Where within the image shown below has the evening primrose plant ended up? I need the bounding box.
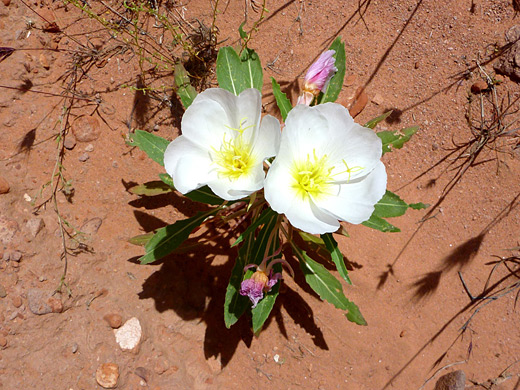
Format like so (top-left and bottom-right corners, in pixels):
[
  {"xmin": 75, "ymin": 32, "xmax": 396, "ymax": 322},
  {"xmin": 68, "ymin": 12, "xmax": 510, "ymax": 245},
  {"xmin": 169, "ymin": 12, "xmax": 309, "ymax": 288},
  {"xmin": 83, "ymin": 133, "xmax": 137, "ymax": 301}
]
[{"xmin": 127, "ymin": 37, "xmax": 427, "ymax": 332}]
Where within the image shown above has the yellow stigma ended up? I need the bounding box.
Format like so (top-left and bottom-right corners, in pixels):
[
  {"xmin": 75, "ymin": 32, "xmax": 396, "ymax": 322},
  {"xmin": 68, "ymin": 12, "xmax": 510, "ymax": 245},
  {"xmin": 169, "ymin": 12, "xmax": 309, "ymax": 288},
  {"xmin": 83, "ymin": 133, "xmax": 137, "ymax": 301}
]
[
  {"xmin": 291, "ymin": 150, "xmax": 334, "ymax": 200},
  {"xmin": 291, "ymin": 151, "xmax": 365, "ymax": 200},
  {"xmin": 213, "ymin": 119, "xmax": 254, "ymax": 181}
]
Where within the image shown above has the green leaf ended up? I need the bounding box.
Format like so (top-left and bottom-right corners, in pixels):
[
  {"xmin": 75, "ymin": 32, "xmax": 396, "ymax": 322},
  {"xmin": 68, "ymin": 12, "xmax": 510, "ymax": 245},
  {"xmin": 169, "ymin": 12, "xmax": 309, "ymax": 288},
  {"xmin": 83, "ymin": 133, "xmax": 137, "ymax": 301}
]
[
  {"xmin": 139, "ymin": 209, "xmax": 217, "ymax": 264},
  {"xmin": 319, "ymin": 37, "xmax": 346, "ymax": 104},
  {"xmin": 174, "ymin": 63, "xmax": 197, "ymax": 108},
  {"xmin": 232, "ymin": 207, "xmax": 277, "ymax": 247},
  {"xmin": 238, "ymin": 22, "xmax": 248, "ymax": 40},
  {"xmin": 373, "ymin": 190, "xmax": 409, "ymax": 218},
  {"xmin": 377, "ymin": 126, "xmax": 418, "ymax": 155},
  {"xmin": 216, "ymin": 47, "xmax": 245, "ymax": 95},
  {"xmin": 127, "ymin": 130, "xmax": 170, "ymax": 166},
  {"xmin": 271, "ymin": 77, "xmax": 292, "ymax": 121},
  {"xmin": 128, "ymin": 232, "xmax": 155, "ymax": 246},
  {"xmin": 158, "ymin": 173, "xmax": 174, "ymax": 188},
  {"xmin": 321, "ymin": 233, "xmax": 351, "ymax": 284},
  {"xmin": 362, "ymin": 214, "xmax": 401, "ymax": 233},
  {"xmin": 299, "ymin": 231, "xmax": 325, "ymax": 246},
  {"xmin": 240, "ymin": 48, "xmax": 263, "ymax": 91},
  {"xmin": 364, "ymin": 111, "xmax": 393, "ymax": 129},
  {"xmin": 409, "ymin": 202, "xmax": 429, "ymax": 210},
  {"xmin": 297, "ymin": 249, "xmax": 366, "ymax": 325},
  {"xmin": 128, "ymin": 181, "xmax": 173, "ymax": 196}
]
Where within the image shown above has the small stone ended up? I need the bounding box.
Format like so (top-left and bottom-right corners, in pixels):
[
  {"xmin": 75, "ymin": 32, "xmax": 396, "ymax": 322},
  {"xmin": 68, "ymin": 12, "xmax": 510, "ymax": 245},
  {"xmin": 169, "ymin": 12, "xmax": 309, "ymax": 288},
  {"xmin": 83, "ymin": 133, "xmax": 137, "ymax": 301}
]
[
  {"xmin": 154, "ymin": 359, "xmax": 169, "ymax": 375},
  {"xmin": 81, "ymin": 217, "xmax": 102, "ymax": 235},
  {"xmin": 0, "ymin": 177, "xmax": 9, "ymax": 194},
  {"xmin": 0, "ymin": 216, "xmax": 19, "ymax": 245},
  {"xmin": 72, "ymin": 116, "xmax": 101, "ymax": 142},
  {"xmin": 10, "ymin": 251, "xmax": 21, "ymax": 262},
  {"xmin": 85, "ymin": 143, "xmax": 94, "ymax": 152},
  {"xmin": 11, "ymin": 295, "xmax": 22, "ymax": 308},
  {"xmin": 96, "ymin": 363, "xmax": 119, "ymax": 389},
  {"xmin": 90, "ymin": 37, "xmax": 104, "ymax": 50},
  {"xmin": 434, "ymin": 370, "xmax": 466, "ymax": 390},
  {"xmin": 471, "ymin": 80, "xmax": 488, "ymax": 94},
  {"xmin": 114, "ymin": 317, "xmax": 142, "ymax": 351},
  {"xmin": 71, "ymin": 342, "xmax": 78, "ymax": 353},
  {"xmin": 0, "ymin": 284, "xmax": 6, "ymax": 298},
  {"xmin": 0, "ymin": 335, "xmax": 7, "ymax": 348},
  {"xmin": 78, "ymin": 153, "xmax": 89, "ymax": 162},
  {"xmin": 103, "ymin": 313, "xmax": 122, "ymax": 329},
  {"xmin": 1, "ymin": 0, "xmax": 11, "ymax": 6},
  {"xmin": 63, "ymin": 135, "xmax": 76, "ymax": 150},
  {"xmin": 371, "ymin": 93, "xmax": 384, "ymax": 105},
  {"xmin": 27, "ymin": 289, "xmax": 62, "ymax": 315},
  {"xmin": 134, "ymin": 367, "xmax": 150, "ymax": 382},
  {"xmin": 39, "ymin": 53, "xmax": 50, "ymax": 69},
  {"xmin": 26, "ymin": 218, "xmax": 45, "ymax": 238}
]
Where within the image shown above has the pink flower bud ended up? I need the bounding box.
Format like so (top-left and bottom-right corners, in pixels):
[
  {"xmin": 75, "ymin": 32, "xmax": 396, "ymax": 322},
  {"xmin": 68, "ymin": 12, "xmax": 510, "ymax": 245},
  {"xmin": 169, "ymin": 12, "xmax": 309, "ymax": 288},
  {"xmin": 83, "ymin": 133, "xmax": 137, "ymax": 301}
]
[{"xmin": 303, "ymin": 50, "xmax": 337, "ymax": 95}]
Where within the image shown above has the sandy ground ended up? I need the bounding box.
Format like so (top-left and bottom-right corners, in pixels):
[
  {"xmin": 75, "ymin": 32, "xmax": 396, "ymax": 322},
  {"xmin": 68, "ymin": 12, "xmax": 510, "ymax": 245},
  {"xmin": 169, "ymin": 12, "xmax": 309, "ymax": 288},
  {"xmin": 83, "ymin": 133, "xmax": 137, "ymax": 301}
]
[{"xmin": 1, "ymin": 0, "xmax": 520, "ymax": 389}]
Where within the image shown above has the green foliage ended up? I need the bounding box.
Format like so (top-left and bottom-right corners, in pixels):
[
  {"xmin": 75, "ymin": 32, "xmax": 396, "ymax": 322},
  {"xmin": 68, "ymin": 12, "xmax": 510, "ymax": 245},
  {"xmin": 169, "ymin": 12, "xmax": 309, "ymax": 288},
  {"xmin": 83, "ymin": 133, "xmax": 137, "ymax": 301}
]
[
  {"xmin": 216, "ymin": 46, "xmax": 263, "ymax": 95},
  {"xmin": 158, "ymin": 173, "xmax": 225, "ymax": 206},
  {"xmin": 271, "ymin": 77, "xmax": 292, "ymax": 121},
  {"xmin": 128, "ymin": 181, "xmax": 172, "ymax": 196},
  {"xmin": 232, "ymin": 208, "xmax": 277, "ymax": 247},
  {"xmin": 127, "ymin": 130, "xmax": 170, "ymax": 166},
  {"xmin": 319, "ymin": 37, "xmax": 346, "ymax": 104},
  {"xmin": 322, "ymin": 233, "xmax": 351, "ymax": 284},
  {"xmin": 364, "ymin": 111, "xmax": 393, "ymax": 129},
  {"xmin": 296, "ymin": 247, "xmax": 366, "ymax": 325},
  {"xmin": 378, "ymin": 126, "xmax": 419, "ymax": 155},
  {"xmin": 127, "ymin": 232, "xmax": 154, "ymax": 246},
  {"xmin": 174, "ymin": 63, "xmax": 197, "ymax": 109},
  {"xmin": 139, "ymin": 209, "xmax": 218, "ymax": 264},
  {"xmin": 362, "ymin": 190, "xmax": 429, "ymax": 232}
]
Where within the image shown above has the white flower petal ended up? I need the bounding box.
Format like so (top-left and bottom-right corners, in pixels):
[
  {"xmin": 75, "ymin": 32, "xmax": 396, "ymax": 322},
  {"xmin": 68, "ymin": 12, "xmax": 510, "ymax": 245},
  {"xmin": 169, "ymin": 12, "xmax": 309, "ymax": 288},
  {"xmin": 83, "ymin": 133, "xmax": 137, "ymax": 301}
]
[
  {"xmin": 251, "ymin": 114, "xmax": 281, "ymax": 160},
  {"xmin": 208, "ymin": 163, "xmax": 264, "ymax": 201},
  {"xmin": 315, "ymin": 161, "xmax": 387, "ymax": 224},
  {"xmin": 163, "ymin": 136, "xmax": 215, "ymax": 194}
]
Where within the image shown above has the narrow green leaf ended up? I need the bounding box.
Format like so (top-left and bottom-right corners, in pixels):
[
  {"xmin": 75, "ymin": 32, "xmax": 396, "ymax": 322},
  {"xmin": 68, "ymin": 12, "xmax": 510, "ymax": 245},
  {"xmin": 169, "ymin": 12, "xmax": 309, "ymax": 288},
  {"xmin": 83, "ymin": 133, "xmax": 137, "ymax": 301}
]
[
  {"xmin": 271, "ymin": 77, "xmax": 292, "ymax": 121},
  {"xmin": 364, "ymin": 111, "xmax": 393, "ymax": 129},
  {"xmin": 238, "ymin": 22, "xmax": 248, "ymax": 40},
  {"xmin": 128, "ymin": 232, "xmax": 155, "ymax": 246},
  {"xmin": 319, "ymin": 37, "xmax": 346, "ymax": 104},
  {"xmin": 373, "ymin": 190, "xmax": 409, "ymax": 218},
  {"xmin": 321, "ymin": 233, "xmax": 351, "ymax": 284},
  {"xmin": 299, "ymin": 231, "xmax": 325, "ymax": 246},
  {"xmin": 127, "ymin": 130, "xmax": 170, "ymax": 166},
  {"xmin": 377, "ymin": 126, "xmax": 418, "ymax": 155},
  {"xmin": 409, "ymin": 202, "xmax": 429, "ymax": 210},
  {"xmin": 216, "ymin": 47, "xmax": 244, "ymax": 95},
  {"xmin": 128, "ymin": 181, "xmax": 173, "ymax": 196},
  {"xmin": 185, "ymin": 186, "xmax": 225, "ymax": 206},
  {"xmin": 158, "ymin": 173, "xmax": 174, "ymax": 188},
  {"xmin": 297, "ymin": 249, "xmax": 366, "ymax": 325},
  {"xmin": 232, "ymin": 207, "xmax": 277, "ymax": 247},
  {"xmin": 174, "ymin": 63, "xmax": 197, "ymax": 108},
  {"xmin": 240, "ymin": 48, "xmax": 263, "ymax": 91},
  {"xmin": 139, "ymin": 209, "xmax": 217, "ymax": 264},
  {"xmin": 361, "ymin": 214, "xmax": 401, "ymax": 233}
]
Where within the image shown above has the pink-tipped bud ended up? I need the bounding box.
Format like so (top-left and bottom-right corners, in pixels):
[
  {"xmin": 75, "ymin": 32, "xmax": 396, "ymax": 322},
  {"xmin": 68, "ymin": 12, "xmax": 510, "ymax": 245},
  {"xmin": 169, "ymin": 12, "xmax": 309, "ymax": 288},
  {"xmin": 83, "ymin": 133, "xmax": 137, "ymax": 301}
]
[{"xmin": 303, "ymin": 50, "xmax": 337, "ymax": 94}]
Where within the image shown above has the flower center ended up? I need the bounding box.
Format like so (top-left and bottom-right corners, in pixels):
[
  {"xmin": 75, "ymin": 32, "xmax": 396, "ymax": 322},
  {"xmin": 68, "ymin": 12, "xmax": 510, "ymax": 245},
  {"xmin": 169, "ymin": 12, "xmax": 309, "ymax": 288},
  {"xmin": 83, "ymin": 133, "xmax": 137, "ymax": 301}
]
[
  {"xmin": 291, "ymin": 150, "xmax": 334, "ymax": 200},
  {"xmin": 213, "ymin": 119, "xmax": 255, "ymax": 181}
]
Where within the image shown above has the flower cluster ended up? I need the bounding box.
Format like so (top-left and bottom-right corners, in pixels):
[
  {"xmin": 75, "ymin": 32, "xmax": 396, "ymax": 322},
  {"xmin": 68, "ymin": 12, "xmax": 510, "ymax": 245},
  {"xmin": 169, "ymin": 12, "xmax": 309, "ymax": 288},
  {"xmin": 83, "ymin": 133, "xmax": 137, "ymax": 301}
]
[{"xmin": 163, "ymin": 52, "xmax": 387, "ymax": 307}]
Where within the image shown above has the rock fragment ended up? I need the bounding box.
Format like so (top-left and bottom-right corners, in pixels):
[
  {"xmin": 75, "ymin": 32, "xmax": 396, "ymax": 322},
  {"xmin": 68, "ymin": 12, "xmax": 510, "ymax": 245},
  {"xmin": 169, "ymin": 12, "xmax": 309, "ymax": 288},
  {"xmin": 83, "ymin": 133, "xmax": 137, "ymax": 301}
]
[
  {"xmin": 494, "ymin": 25, "xmax": 520, "ymax": 81},
  {"xmin": 0, "ymin": 284, "xmax": 6, "ymax": 298},
  {"xmin": 63, "ymin": 134, "xmax": 76, "ymax": 150},
  {"xmin": 27, "ymin": 289, "xmax": 62, "ymax": 315},
  {"xmin": 0, "ymin": 177, "xmax": 9, "ymax": 194},
  {"xmin": 0, "ymin": 335, "xmax": 7, "ymax": 348},
  {"xmin": 349, "ymin": 87, "xmax": 368, "ymax": 118},
  {"xmin": 1, "ymin": 0, "xmax": 12, "ymax": 6},
  {"xmin": 103, "ymin": 313, "xmax": 122, "ymax": 329},
  {"xmin": 26, "ymin": 218, "xmax": 45, "ymax": 238},
  {"xmin": 434, "ymin": 370, "xmax": 466, "ymax": 390},
  {"xmin": 0, "ymin": 216, "xmax": 19, "ymax": 245},
  {"xmin": 96, "ymin": 363, "xmax": 119, "ymax": 389},
  {"xmin": 81, "ymin": 217, "xmax": 102, "ymax": 235},
  {"xmin": 11, "ymin": 295, "xmax": 22, "ymax": 308},
  {"xmin": 470, "ymin": 80, "xmax": 488, "ymax": 94},
  {"xmin": 72, "ymin": 116, "xmax": 101, "ymax": 142},
  {"xmin": 114, "ymin": 317, "xmax": 142, "ymax": 351}
]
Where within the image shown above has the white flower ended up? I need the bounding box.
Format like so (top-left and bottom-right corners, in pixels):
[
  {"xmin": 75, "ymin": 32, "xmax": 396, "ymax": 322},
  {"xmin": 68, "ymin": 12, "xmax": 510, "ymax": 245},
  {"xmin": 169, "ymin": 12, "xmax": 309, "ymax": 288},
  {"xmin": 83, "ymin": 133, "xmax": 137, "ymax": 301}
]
[
  {"xmin": 164, "ymin": 88, "xmax": 281, "ymax": 201},
  {"xmin": 264, "ymin": 103, "xmax": 387, "ymax": 234}
]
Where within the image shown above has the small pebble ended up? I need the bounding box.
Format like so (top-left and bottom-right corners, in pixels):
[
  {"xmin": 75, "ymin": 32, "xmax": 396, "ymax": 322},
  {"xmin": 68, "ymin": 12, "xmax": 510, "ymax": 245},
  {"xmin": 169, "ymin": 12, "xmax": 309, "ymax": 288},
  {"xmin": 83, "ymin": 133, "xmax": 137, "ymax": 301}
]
[
  {"xmin": 85, "ymin": 143, "xmax": 94, "ymax": 152},
  {"xmin": 0, "ymin": 335, "xmax": 7, "ymax": 348},
  {"xmin": 471, "ymin": 80, "xmax": 488, "ymax": 94},
  {"xmin": 103, "ymin": 313, "xmax": 122, "ymax": 329},
  {"xmin": 96, "ymin": 363, "xmax": 119, "ymax": 389},
  {"xmin": 71, "ymin": 342, "xmax": 78, "ymax": 353},
  {"xmin": 434, "ymin": 370, "xmax": 466, "ymax": 390},
  {"xmin": 1, "ymin": 0, "xmax": 11, "ymax": 6},
  {"xmin": 11, "ymin": 295, "xmax": 22, "ymax": 308},
  {"xmin": 78, "ymin": 153, "xmax": 89, "ymax": 162},
  {"xmin": 10, "ymin": 251, "xmax": 22, "ymax": 262},
  {"xmin": 0, "ymin": 284, "xmax": 6, "ymax": 298},
  {"xmin": 63, "ymin": 135, "xmax": 76, "ymax": 150},
  {"xmin": 115, "ymin": 317, "xmax": 142, "ymax": 351},
  {"xmin": 26, "ymin": 218, "xmax": 45, "ymax": 238},
  {"xmin": 81, "ymin": 217, "xmax": 102, "ymax": 235},
  {"xmin": 39, "ymin": 53, "xmax": 50, "ymax": 69},
  {"xmin": 134, "ymin": 367, "xmax": 150, "ymax": 382},
  {"xmin": 0, "ymin": 177, "xmax": 9, "ymax": 194},
  {"xmin": 72, "ymin": 116, "xmax": 101, "ymax": 142}
]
